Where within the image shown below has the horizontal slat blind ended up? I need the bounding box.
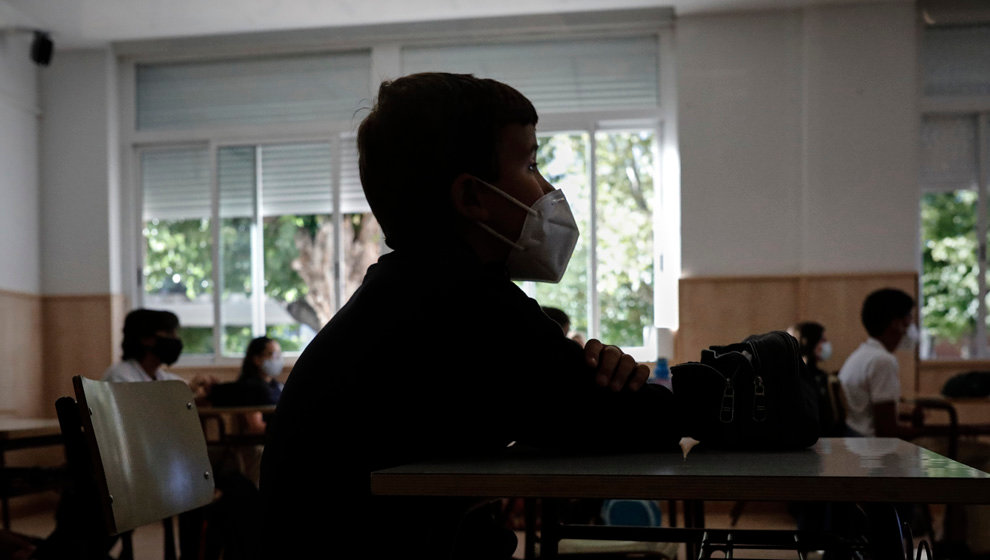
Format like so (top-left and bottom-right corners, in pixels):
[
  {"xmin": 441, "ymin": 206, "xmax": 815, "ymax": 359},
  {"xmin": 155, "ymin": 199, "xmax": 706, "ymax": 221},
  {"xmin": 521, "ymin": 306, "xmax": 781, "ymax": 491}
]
[
  {"xmin": 219, "ymin": 146, "xmax": 255, "ymax": 218},
  {"xmin": 260, "ymin": 143, "xmax": 333, "ymax": 216},
  {"xmin": 401, "ymin": 36, "xmax": 660, "ymax": 113},
  {"xmin": 142, "ymin": 146, "xmax": 211, "ymax": 221},
  {"xmin": 923, "ymin": 27, "xmax": 990, "ymax": 98},
  {"xmin": 338, "ymin": 133, "xmax": 368, "ymax": 214},
  {"xmin": 136, "ymin": 51, "xmax": 372, "ymax": 130},
  {"xmin": 920, "ymin": 115, "xmax": 979, "ymax": 193}
]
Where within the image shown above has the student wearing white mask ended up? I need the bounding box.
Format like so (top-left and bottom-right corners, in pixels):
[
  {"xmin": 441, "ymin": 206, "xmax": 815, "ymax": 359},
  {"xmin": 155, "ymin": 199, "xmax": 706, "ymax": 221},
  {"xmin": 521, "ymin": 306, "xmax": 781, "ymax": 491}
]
[
  {"xmin": 233, "ymin": 336, "xmax": 284, "ymax": 431},
  {"xmin": 260, "ymin": 72, "xmax": 685, "ymax": 560},
  {"xmin": 838, "ymin": 288, "xmax": 919, "ymax": 438},
  {"xmin": 788, "ymin": 321, "xmax": 839, "ymax": 434}
]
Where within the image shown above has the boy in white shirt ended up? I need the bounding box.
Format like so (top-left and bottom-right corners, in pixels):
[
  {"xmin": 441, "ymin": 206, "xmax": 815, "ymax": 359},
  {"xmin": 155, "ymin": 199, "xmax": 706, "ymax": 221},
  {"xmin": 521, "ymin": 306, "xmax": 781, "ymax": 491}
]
[{"xmin": 838, "ymin": 288, "xmax": 918, "ymax": 437}]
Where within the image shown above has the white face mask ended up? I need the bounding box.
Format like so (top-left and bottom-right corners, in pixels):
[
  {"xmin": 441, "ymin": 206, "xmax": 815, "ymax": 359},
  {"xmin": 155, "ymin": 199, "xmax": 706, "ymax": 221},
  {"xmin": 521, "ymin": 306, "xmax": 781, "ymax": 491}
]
[
  {"xmin": 817, "ymin": 341, "xmax": 832, "ymax": 362},
  {"xmin": 473, "ymin": 178, "xmax": 579, "ymax": 283},
  {"xmin": 898, "ymin": 323, "xmax": 919, "ymax": 351},
  {"xmin": 262, "ymin": 357, "xmax": 284, "ymax": 378}
]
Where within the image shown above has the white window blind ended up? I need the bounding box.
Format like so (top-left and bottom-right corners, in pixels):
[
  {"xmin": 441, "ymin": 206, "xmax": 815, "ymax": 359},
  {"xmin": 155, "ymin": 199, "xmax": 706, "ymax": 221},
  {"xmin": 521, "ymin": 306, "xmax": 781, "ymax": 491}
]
[
  {"xmin": 923, "ymin": 27, "xmax": 990, "ymax": 98},
  {"xmin": 219, "ymin": 146, "xmax": 256, "ymax": 218},
  {"xmin": 920, "ymin": 115, "xmax": 980, "ymax": 193},
  {"xmin": 338, "ymin": 133, "xmax": 368, "ymax": 214},
  {"xmin": 142, "ymin": 146, "xmax": 211, "ymax": 221},
  {"xmin": 149, "ymin": 142, "xmax": 369, "ymax": 220},
  {"xmin": 136, "ymin": 51, "xmax": 373, "ymax": 130},
  {"xmin": 260, "ymin": 143, "xmax": 333, "ymax": 216},
  {"xmin": 401, "ymin": 36, "xmax": 660, "ymax": 113}
]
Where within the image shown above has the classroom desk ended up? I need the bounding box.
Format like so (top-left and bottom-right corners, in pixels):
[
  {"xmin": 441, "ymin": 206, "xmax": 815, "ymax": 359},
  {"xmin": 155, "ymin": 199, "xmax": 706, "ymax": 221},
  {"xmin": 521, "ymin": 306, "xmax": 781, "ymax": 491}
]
[
  {"xmin": 0, "ymin": 418, "xmax": 62, "ymax": 529},
  {"xmin": 371, "ymin": 438, "xmax": 990, "ymax": 559}
]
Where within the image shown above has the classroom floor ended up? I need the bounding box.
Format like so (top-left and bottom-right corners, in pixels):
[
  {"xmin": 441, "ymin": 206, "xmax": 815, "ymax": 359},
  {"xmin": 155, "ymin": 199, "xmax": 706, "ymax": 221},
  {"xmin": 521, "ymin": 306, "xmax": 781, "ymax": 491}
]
[{"xmin": 5, "ymin": 496, "xmax": 947, "ymax": 560}]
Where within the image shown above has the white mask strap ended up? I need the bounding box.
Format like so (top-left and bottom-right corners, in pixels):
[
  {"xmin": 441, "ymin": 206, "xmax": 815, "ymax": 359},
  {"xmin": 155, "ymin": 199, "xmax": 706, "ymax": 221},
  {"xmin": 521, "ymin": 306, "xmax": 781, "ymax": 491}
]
[
  {"xmin": 474, "ymin": 177, "xmax": 538, "ymax": 217},
  {"xmin": 476, "ymin": 221, "xmax": 525, "ymax": 251}
]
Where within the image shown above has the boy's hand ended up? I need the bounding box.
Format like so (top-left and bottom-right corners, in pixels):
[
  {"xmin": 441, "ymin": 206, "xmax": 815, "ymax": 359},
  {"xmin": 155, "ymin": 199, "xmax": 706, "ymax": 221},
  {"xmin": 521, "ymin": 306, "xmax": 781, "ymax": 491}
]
[{"xmin": 584, "ymin": 339, "xmax": 650, "ymax": 392}]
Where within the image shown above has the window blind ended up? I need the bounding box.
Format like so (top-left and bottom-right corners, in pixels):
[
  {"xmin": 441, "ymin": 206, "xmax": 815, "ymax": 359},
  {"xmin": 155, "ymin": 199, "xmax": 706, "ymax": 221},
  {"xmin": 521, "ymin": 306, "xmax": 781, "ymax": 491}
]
[
  {"xmin": 142, "ymin": 146, "xmax": 211, "ymax": 221},
  {"xmin": 920, "ymin": 115, "xmax": 980, "ymax": 193},
  {"xmin": 260, "ymin": 143, "xmax": 333, "ymax": 216},
  {"xmin": 218, "ymin": 146, "xmax": 256, "ymax": 218},
  {"xmin": 923, "ymin": 27, "xmax": 990, "ymax": 98},
  {"xmin": 401, "ymin": 36, "xmax": 660, "ymax": 113},
  {"xmin": 338, "ymin": 133, "xmax": 368, "ymax": 214},
  {"xmin": 136, "ymin": 51, "xmax": 372, "ymax": 130}
]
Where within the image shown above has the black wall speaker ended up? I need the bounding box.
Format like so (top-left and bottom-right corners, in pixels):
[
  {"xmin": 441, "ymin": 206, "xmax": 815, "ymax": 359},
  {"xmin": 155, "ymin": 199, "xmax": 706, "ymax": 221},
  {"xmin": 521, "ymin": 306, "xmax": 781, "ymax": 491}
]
[{"xmin": 31, "ymin": 31, "xmax": 53, "ymax": 66}]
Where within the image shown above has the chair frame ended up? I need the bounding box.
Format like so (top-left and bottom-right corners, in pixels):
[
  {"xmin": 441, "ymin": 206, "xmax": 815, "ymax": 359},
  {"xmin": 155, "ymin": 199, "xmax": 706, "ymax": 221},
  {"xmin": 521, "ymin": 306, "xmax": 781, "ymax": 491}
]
[{"xmin": 56, "ymin": 376, "xmax": 215, "ymax": 560}]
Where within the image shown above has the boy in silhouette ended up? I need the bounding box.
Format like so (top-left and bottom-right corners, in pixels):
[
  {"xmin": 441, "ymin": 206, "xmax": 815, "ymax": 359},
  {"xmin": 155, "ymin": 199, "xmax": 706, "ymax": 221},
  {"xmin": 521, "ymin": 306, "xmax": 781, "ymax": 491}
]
[{"xmin": 260, "ymin": 73, "xmax": 683, "ymax": 559}]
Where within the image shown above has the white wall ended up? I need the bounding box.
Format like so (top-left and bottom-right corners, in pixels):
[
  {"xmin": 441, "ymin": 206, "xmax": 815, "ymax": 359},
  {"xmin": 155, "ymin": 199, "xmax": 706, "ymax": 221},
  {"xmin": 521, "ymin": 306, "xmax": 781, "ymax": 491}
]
[
  {"xmin": 678, "ymin": 2, "xmax": 919, "ymax": 277},
  {"xmin": 39, "ymin": 48, "xmax": 120, "ymax": 295},
  {"xmin": 0, "ymin": 32, "xmax": 40, "ymax": 293},
  {"xmin": 27, "ymin": 3, "xmax": 921, "ymax": 297}
]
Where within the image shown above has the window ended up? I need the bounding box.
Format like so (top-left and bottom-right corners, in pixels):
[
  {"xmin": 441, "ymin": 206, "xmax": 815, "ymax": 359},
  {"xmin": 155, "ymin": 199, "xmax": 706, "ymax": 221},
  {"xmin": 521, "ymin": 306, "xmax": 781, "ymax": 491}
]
[
  {"xmin": 402, "ymin": 34, "xmax": 675, "ymax": 360},
  {"xmin": 141, "ymin": 140, "xmax": 381, "ymax": 358},
  {"xmin": 134, "ymin": 51, "xmax": 377, "ymax": 361},
  {"xmin": 920, "ymin": 26, "xmax": 990, "ymax": 359},
  {"xmin": 129, "ymin": 22, "xmax": 677, "ymax": 363},
  {"xmin": 529, "ymin": 129, "xmax": 660, "ymax": 354}
]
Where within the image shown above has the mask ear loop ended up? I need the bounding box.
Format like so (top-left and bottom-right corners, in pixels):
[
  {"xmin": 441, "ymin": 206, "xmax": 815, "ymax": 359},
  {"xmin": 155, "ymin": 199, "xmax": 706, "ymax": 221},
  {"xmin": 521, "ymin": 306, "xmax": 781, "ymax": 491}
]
[{"xmin": 472, "ymin": 177, "xmax": 538, "ymax": 251}]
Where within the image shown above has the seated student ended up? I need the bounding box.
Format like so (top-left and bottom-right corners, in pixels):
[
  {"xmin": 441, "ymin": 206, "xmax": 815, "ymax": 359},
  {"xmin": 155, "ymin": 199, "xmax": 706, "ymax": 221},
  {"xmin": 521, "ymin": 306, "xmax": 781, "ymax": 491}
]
[
  {"xmin": 838, "ymin": 288, "xmax": 919, "ymax": 438},
  {"xmin": 210, "ymin": 336, "xmax": 285, "ymax": 434},
  {"xmin": 789, "ymin": 321, "xmax": 842, "ymax": 436},
  {"xmin": 259, "ymin": 73, "xmax": 684, "ymax": 560},
  {"xmin": 102, "ymin": 308, "xmax": 185, "ymax": 382}
]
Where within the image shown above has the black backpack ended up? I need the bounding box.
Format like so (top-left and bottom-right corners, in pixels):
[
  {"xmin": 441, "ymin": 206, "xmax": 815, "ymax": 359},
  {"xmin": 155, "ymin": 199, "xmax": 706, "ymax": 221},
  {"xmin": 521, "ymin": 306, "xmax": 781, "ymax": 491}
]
[{"xmin": 671, "ymin": 330, "xmax": 820, "ymax": 449}]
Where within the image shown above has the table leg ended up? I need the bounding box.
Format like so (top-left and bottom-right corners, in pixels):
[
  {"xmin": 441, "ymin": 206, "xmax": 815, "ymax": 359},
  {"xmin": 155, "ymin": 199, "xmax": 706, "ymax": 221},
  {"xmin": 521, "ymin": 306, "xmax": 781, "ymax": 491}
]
[
  {"xmin": 541, "ymin": 499, "xmax": 560, "ymax": 560},
  {"xmin": 862, "ymin": 504, "xmax": 911, "ymax": 560},
  {"xmin": 683, "ymin": 500, "xmax": 705, "ymax": 560},
  {"xmin": 525, "ymin": 499, "xmax": 537, "ymax": 560},
  {"xmin": 1, "ymin": 449, "xmax": 8, "ymax": 529}
]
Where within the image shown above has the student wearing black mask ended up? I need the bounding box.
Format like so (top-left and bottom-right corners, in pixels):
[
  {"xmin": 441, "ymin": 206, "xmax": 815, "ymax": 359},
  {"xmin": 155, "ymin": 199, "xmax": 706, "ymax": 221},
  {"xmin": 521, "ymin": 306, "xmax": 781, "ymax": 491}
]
[{"xmin": 102, "ymin": 308, "xmax": 185, "ymax": 382}]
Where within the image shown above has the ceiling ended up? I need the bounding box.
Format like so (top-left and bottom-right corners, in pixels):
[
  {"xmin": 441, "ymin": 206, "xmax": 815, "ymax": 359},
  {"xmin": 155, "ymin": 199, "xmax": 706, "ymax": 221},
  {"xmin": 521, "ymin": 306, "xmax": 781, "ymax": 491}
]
[{"xmin": 1, "ymin": 0, "xmax": 917, "ymax": 50}]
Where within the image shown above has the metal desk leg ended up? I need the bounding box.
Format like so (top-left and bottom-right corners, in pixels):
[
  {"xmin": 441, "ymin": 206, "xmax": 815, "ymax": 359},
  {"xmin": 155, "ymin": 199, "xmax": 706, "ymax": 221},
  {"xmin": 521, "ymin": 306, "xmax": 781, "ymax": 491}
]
[
  {"xmin": 525, "ymin": 499, "xmax": 537, "ymax": 560},
  {"xmin": 1, "ymin": 449, "xmax": 9, "ymax": 529},
  {"xmin": 541, "ymin": 499, "xmax": 560, "ymax": 560},
  {"xmin": 684, "ymin": 500, "xmax": 705, "ymax": 560},
  {"xmin": 863, "ymin": 504, "xmax": 911, "ymax": 560}
]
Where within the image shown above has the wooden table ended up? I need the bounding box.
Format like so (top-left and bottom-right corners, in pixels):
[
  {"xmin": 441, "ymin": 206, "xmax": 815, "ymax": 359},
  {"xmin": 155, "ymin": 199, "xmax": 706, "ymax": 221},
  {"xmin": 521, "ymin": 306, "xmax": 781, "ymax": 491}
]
[
  {"xmin": 0, "ymin": 418, "xmax": 62, "ymax": 529},
  {"xmin": 372, "ymin": 438, "xmax": 990, "ymax": 559}
]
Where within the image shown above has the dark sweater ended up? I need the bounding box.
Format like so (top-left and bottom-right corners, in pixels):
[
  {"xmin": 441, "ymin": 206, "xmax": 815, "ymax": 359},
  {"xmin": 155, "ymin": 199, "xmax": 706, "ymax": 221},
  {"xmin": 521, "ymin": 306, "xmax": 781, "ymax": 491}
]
[{"xmin": 259, "ymin": 244, "xmax": 682, "ymax": 559}]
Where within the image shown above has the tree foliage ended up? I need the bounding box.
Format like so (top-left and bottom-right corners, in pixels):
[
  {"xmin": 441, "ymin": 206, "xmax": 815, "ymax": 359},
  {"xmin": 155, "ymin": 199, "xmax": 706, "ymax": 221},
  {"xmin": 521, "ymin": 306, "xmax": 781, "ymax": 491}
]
[
  {"xmin": 921, "ymin": 190, "xmax": 979, "ymax": 350},
  {"xmin": 530, "ymin": 131, "xmax": 656, "ymax": 349}
]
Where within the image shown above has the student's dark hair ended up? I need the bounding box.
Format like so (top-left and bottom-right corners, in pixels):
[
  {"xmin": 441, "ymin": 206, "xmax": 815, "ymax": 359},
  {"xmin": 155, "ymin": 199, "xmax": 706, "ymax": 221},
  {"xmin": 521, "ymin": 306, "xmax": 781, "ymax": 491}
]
[
  {"xmin": 542, "ymin": 307, "xmax": 570, "ymax": 331},
  {"xmin": 357, "ymin": 72, "xmax": 538, "ymax": 250},
  {"xmin": 861, "ymin": 288, "xmax": 915, "ymax": 338},
  {"xmin": 239, "ymin": 336, "xmax": 274, "ymax": 382},
  {"xmin": 121, "ymin": 308, "xmax": 180, "ymax": 361},
  {"xmin": 793, "ymin": 321, "xmax": 825, "ymax": 362}
]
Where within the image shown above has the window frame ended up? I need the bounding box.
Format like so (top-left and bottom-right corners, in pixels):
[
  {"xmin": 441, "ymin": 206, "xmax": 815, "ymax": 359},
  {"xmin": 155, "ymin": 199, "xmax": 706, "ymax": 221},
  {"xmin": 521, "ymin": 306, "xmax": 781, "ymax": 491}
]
[
  {"xmin": 119, "ymin": 13, "xmax": 678, "ymax": 365},
  {"xmin": 919, "ymin": 22, "xmax": 990, "ymax": 361}
]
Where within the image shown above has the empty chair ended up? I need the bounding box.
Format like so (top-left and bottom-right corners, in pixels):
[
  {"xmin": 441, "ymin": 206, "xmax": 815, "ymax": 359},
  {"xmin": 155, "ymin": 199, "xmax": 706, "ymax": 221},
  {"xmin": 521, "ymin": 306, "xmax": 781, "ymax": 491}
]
[{"xmin": 54, "ymin": 376, "xmax": 215, "ymax": 560}]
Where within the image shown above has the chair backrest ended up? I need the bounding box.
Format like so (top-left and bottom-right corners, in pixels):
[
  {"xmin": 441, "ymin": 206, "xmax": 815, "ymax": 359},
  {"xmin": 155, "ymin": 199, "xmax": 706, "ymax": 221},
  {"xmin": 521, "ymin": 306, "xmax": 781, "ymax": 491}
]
[
  {"xmin": 58, "ymin": 376, "xmax": 215, "ymax": 535},
  {"xmin": 827, "ymin": 372, "xmax": 847, "ymax": 426}
]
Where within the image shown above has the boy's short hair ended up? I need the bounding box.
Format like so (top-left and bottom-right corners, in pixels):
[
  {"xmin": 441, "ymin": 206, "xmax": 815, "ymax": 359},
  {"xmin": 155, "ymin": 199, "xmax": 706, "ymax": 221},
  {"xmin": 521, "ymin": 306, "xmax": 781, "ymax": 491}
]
[
  {"xmin": 357, "ymin": 72, "xmax": 538, "ymax": 249},
  {"xmin": 861, "ymin": 288, "xmax": 915, "ymax": 338},
  {"xmin": 121, "ymin": 308, "xmax": 180, "ymax": 360}
]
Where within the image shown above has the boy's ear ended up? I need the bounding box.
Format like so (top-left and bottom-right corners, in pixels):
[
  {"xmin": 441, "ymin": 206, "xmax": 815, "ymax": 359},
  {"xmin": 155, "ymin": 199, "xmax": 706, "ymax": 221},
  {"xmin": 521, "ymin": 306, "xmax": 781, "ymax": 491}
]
[{"xmin": 450, "ymin": 173, "xmax": 489, "ymax": 221}]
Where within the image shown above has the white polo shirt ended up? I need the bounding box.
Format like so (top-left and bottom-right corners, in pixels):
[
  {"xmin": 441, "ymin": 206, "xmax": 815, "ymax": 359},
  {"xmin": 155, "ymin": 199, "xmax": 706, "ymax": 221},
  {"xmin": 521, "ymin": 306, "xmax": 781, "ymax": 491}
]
[
  {"xmin": 102, "ymin": 359, "xmax": 184, "ymax": 383},
  {"xmin": 838, "ymin": 337, "xmax": 901, "ymax": 436}
]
